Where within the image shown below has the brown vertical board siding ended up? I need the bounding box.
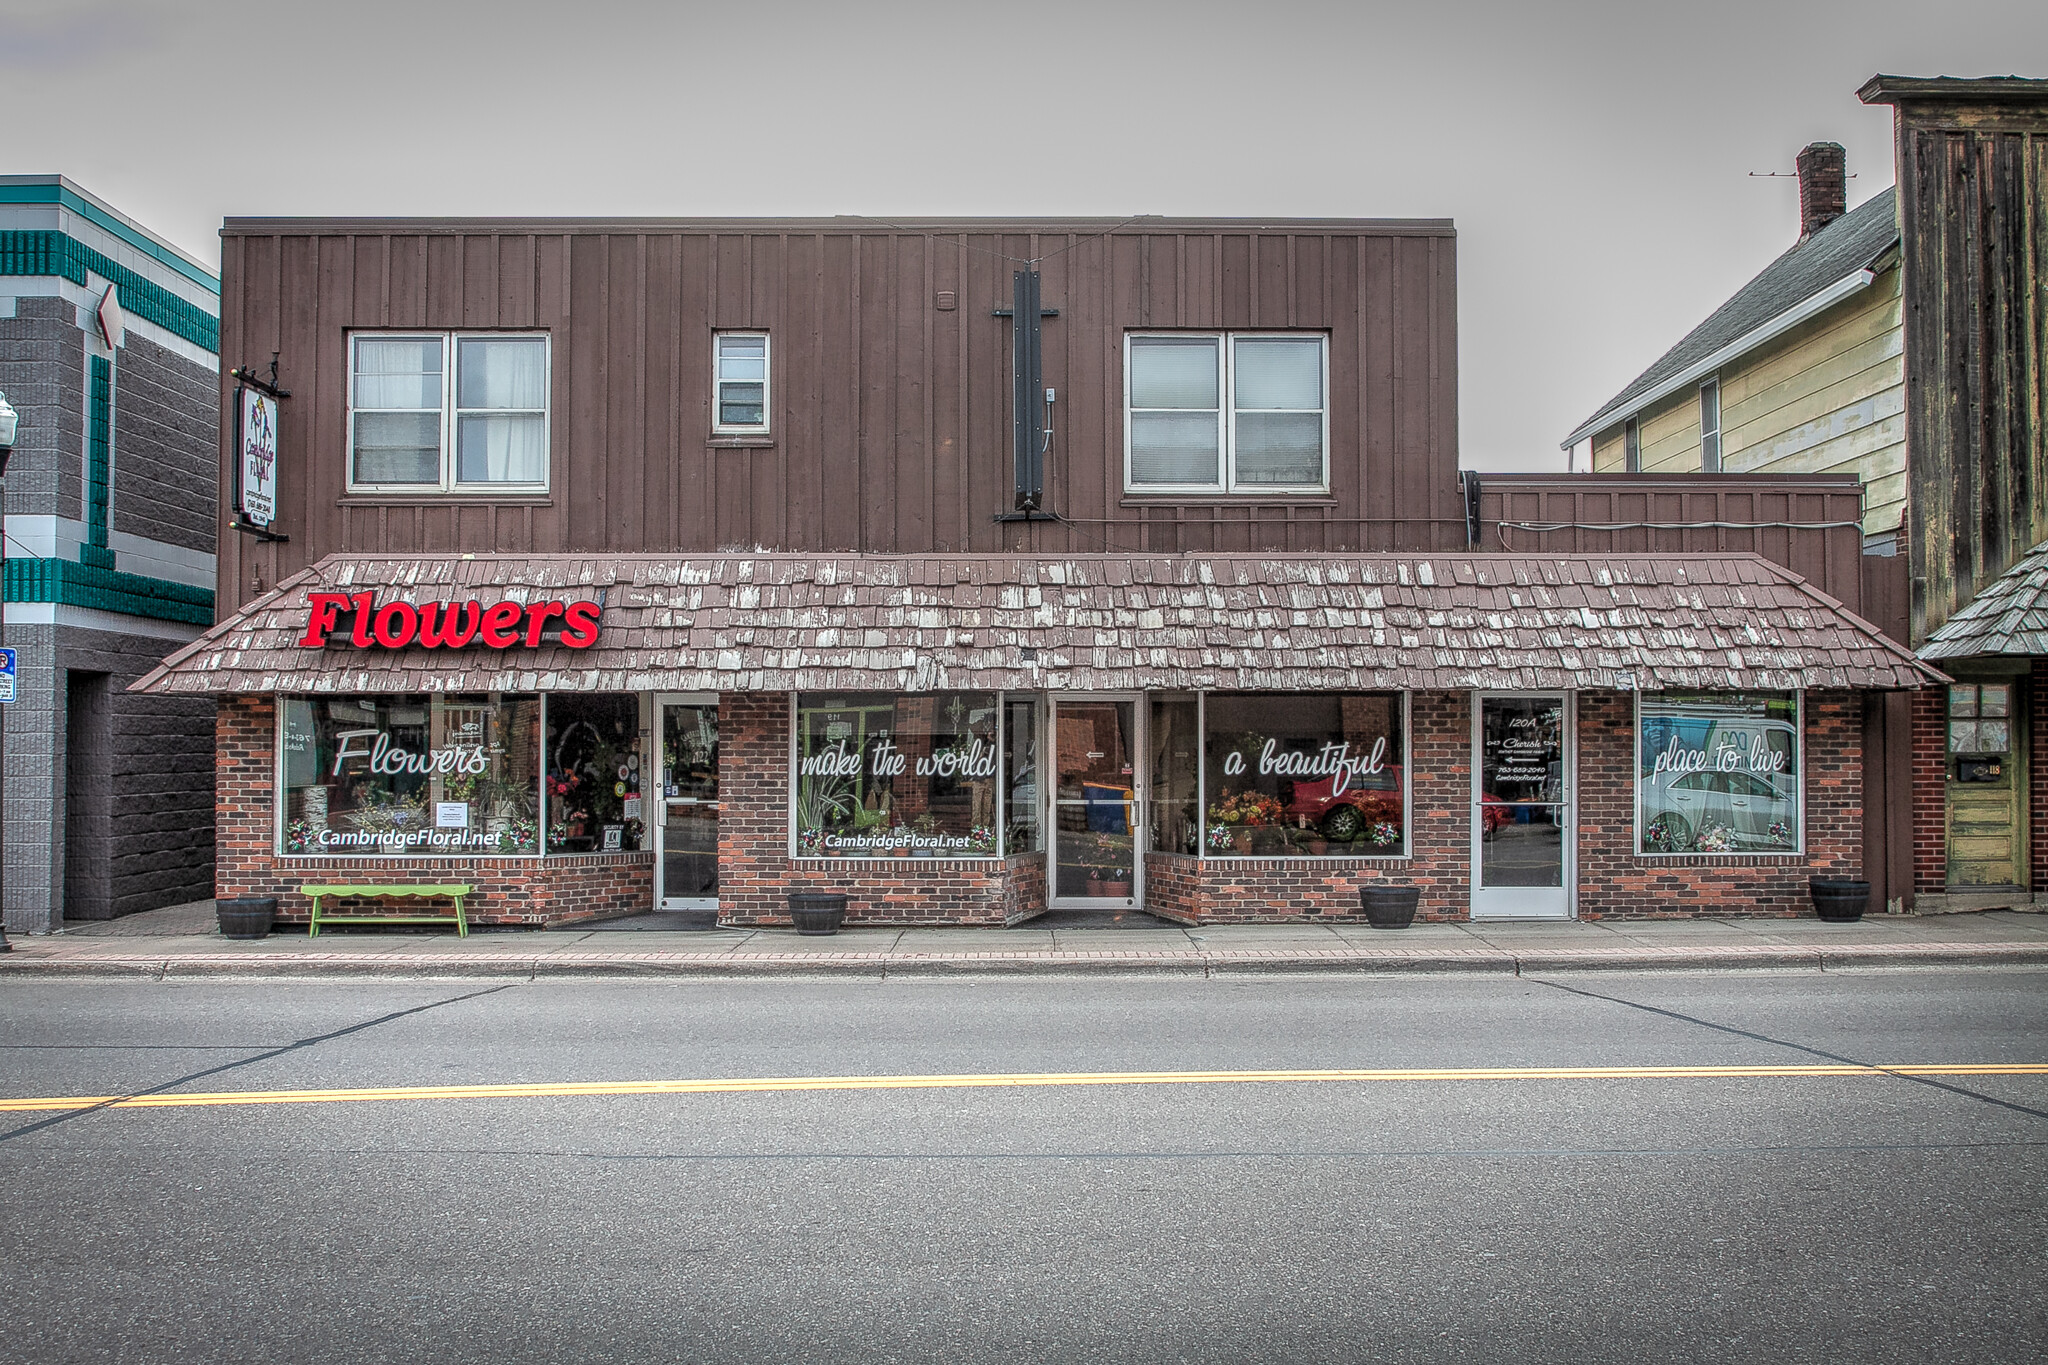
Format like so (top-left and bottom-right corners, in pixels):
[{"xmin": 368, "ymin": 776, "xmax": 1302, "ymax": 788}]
[
  {"xmin": 217, "ymin": 217, "xmax": 1464, "ymax": 608},
  {"xmin": 1475, "ymin": 475, "xmax": 1871, "ymax": 620}
]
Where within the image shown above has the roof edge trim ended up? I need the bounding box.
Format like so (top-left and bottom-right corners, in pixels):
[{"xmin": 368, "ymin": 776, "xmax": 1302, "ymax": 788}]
[{"xmin": 1561, "ymin": 267, "xmax": 1878, "ymax": 451}]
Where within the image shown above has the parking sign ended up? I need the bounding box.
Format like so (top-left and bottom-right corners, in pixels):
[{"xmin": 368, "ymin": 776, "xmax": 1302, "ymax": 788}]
[{"xmin": 0, "ymin": 646, "xmax": 14, "ymax": 704}]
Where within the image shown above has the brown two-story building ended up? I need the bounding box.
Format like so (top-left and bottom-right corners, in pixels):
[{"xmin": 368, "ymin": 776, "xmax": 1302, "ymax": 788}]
[{"xmin": 136, "ymin": 216, "xmax": 1936, "ymax": 927}]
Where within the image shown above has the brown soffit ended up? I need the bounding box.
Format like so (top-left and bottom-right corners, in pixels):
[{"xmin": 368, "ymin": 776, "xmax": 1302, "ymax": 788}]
[{"xmin": 131, "ymin": 552, "xmax": 1944, "ymax": 698}]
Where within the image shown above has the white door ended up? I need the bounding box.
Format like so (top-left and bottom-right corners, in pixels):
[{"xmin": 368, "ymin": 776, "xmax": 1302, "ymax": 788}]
[
  {"xmin": 655, "ymin": 695, "xmax": 720, "ymax": 910},
  {"xmin": 1471, "ymin": 693, "xmax": 1573, "ymax": 920},
  {"xmin": 1047, "ymin": 696, "xmax": 1144, "ymax": 909}
]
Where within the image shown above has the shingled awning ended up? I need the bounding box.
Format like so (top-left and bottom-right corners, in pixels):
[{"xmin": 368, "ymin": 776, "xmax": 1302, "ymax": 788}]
[
  {"xmin": 1921, "ymin": 539, "xmax": 2048, "ymax": 662},
  {"xmin": 132, "ymin": 552, "xmax": 1941, "ymax": 696}
]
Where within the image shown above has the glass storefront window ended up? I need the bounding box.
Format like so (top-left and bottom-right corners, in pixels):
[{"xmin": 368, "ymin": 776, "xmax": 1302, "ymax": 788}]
[
  {"xmin": 1202, "ymin": 693, "xmax": 1405, "ymax": 856},
  {"xmin": 281, "ymin": 694, "xmax": 541, "ymax": 855},
  {"xmin": 795, "ymin": 692, "xmax": 1001, "ymax": 858},
  {"xmin": 1638, "ymin": 691, "xmax": 1800, "ymax": 854},
  {"xmin": 1150, "ymin": 694, "xmax": 1200, "ymax": 854},
  {"xmin": 546, "ymin": 694, "xmax": 648, "ymax": 852},
  {"xmin": 1004, "ymin": 696, "xmax": 1042, "ymax": 854}
]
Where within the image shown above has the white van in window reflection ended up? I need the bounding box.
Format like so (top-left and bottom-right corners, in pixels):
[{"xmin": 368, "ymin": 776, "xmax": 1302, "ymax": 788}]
[{"xmin": 1645, "ymin": 770, "xmax": 1796, "ymax": 853}]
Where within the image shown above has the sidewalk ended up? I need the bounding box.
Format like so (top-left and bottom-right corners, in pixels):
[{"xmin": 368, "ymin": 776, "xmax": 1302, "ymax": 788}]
[{"xmin": 5, "ymin": 900, "xmax": 2047, "ymax": 979}]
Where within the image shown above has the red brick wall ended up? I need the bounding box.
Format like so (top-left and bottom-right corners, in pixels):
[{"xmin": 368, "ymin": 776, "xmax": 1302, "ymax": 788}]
[
  {"xmin": 216, "ymin": 695, "xmax": 652, "ymax": 926},
  {"xmin": 1574, "ymin": 689, "xmax": 1862, "ymax": 918},
  {"xmin": 1912, "ymin": 687, "xmax": 1948, "ymax": 892}
]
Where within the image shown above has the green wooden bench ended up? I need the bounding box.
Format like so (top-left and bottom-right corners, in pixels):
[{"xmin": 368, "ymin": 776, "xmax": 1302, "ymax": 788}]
[{"xmin": 300, "ymin": 884, "xmax": 474, "ymax": 937}]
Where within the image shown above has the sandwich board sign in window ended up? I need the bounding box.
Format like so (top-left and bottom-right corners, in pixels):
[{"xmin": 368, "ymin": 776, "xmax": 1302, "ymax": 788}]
[{"xmin": 235, "ymin": 386, "xmax": 280, "ymax": 529}]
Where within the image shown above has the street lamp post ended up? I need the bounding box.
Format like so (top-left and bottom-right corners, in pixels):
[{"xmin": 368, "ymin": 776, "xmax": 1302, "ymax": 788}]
[{"xmin": 0, "ymin": 388, "xmax": 19, "ymax": 951}]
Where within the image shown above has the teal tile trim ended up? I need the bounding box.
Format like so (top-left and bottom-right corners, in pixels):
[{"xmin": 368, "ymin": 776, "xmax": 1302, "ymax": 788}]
[
  {"xmin": 4, "ymin": 557, "xmax": 214, "ymax": 626},
  {"xmin": 86, "ymin": 353, "xmax": 114, "ymax": 566},
  {"xmin": 0, "ymin": 230, "xmax": 219, "ymax": 354},
  {"xmin": 0, "ymin": 183, "xmax": 219, "ymax": 293}
]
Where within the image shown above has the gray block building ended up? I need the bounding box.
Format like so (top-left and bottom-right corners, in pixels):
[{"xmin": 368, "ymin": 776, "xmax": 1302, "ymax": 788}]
[{"xmin": 2, "ymin": 176, "xmax": 219, "ymax": 933}]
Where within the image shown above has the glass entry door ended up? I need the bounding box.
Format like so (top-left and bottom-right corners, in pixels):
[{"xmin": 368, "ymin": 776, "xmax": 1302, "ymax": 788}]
[
  {"xmin": 1472, "ymin": 693, "xmax": 1572, "ymax": 919},
  {"xmin": 1048, "ymin": 697, "xmax": 1143, "ymax": 908},
  {"xmin": 656, "ymin": 695, "xmax": 719, "ymax": 910}
]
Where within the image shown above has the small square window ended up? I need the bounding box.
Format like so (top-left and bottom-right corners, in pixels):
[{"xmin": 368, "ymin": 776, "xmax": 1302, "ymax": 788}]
[{"xmin": 714, "ymin": 333, "xmax": 770, "ymax": 433}]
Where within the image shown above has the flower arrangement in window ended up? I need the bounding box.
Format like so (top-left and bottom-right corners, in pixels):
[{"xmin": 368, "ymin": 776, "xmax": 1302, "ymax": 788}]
[
  {"xmin": 1207, "ymin": 823, "xmax": 1237, "ymax": 853},
  {"xmin": 344, "ymin": 790, "xmax": 430, "ymax": 837},
  {"xmin": 968, "ymin": 824, "xmax": 997, "ymax": 854},
  {"xmin": 1767, "ymin": 819, "xmax": 1792, "ymax": 844},
  {"xmin": 1693, "ymin": 823, "xmax": 1735, "ymax": 854},
  {"xmin": 285, "ymin": 818, "xmax": 316, "ymax": 854},
  {"xmin": 1364, "ymin": 819, "xmax": 1401, "ymax": 848},
  {"xmin": 1208, "ymin": 789, "xmax": 1284, "ymax": 827}
]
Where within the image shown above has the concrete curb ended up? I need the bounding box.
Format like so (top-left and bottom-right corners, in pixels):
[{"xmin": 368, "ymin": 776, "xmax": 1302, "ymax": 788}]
[{"xmin": 3, "ymin": 942, "xmax": 2045, "ymax": 980}]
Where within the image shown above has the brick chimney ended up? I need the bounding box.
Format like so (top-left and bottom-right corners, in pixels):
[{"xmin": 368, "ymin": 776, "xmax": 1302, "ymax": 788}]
[{"xmin": 1796, "ymin": 142, "xmax": 1847, "ymax": 238}]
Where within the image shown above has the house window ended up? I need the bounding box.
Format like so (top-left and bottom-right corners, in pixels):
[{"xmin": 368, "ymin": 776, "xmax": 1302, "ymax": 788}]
[
  {"xmin": 1125, "ymin": 333, "xmax": 1328, "ymax": 493},
  {"xmin": 348, "ymin": 334, "xmax": 549, "ymax": 491},
  {"xmin": 1699, "ymin": 378, "xmax": 1722, "ymax": 473},
  {"xmin": 1623, "ymin": 417, "xmax": 1641, "ymax": 473},
  {"xmin": 1637, "ymin": 691, "xmax": 1800, "ymax": 854},
  {"xmin": 714, "ymin": 333, "xmax": 769, "ymax": 433},
  {"xmin": 1948, "ymin": 684, "xmax": 2010, "ymax": 754}
]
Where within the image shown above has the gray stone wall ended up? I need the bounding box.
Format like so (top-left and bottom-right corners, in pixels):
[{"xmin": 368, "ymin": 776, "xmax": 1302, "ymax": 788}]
[
  {"xmin": 0, "ymin": 625, "xmax": 215, "ymax": 932},
  {"xmin": 113, "ymin": 332, "xmax": 218, "ymax": 552},
  {"xmin": 0, "ymin": 296, "xmax": 85, "ymax": 521},
  {"xmin": 0, "ymin": 624, "xmax": 61, "ymax": 933}
]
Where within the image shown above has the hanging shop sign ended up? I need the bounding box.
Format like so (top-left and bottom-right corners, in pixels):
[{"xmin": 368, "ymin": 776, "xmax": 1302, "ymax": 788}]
[
  {"xmin": 299, "ymin": 592, "xmax": 603, "ymax": 650},
  {"xmin": 234, "ymin": 386, "xmax": 280, "ymax": 529}
]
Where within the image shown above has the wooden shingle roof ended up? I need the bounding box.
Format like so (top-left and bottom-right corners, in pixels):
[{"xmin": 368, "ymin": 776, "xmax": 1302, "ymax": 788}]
[
  {"xmin": 1921, "ymin": 539, "xmax": 2048, "ymax": 661},
  {"xmin": 132, "ymin": 552, "xmax": 1941, "ymax": 696}
]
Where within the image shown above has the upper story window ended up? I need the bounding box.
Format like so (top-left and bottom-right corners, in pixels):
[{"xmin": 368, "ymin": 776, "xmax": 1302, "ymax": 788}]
[
  {"xmin": 1699, "ymin": 377, "xmax": 1722, "ymax": 473},
  {"xmin": 714, "ymin": 333, "xmax": 769, "ymax": 434},
  {"xmin": 1125, "ymin": 333, "xmax": 1328, "ymax": 494},
  {"xmin": 1623, "ymin": 417, "xmax": 1641, "ymax": 472},
  {"xmin": 348, "ymin": 333, "xmax": 549, "ymax": 492}
]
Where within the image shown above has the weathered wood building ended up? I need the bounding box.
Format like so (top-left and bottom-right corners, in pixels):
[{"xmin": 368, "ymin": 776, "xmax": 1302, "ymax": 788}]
[{"xmin": 137, "ymin": 213, "xmax": 1934, "ymax": 929}]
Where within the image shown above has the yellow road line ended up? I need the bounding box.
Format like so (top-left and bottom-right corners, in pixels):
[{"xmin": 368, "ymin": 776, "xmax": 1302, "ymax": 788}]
[{"xmin": 3, "ymin": 1063, "xmax": 2045, "ymax": 1114}]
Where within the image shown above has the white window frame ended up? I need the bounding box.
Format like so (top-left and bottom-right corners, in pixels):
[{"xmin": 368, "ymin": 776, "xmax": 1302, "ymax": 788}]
[
  {"xmin": 1633, "ymin": 689, "xmax": 1805, "ymax": 858},
  {"xmin": 713, "ymin": 332, "xmax": 771, "ymax": 436},
  {"xmin": 1123, "ymin": 332, "xmax": 1331, "ymax": 495},
  {"xmin": 1699, "ymin": 377, "xmax": 1722, "ymax": 474},
  {"xmin": 346, "ymin": 331, "xmax": 551, "ymax": 494},
  {"xmin": 1193, "ymin": 690, "xmax": 1411, "ymax": 860}
]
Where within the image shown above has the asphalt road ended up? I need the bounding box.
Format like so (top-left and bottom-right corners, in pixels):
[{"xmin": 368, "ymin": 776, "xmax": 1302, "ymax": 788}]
[{"xmin": 2, "ymin": 968, "xmax": 2044, "ymax": 1365}]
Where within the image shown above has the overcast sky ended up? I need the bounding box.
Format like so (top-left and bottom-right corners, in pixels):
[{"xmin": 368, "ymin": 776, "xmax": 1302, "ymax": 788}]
[{"xmin": 7, "ymin": 0, "xmax": 2042, "ymax": 470}]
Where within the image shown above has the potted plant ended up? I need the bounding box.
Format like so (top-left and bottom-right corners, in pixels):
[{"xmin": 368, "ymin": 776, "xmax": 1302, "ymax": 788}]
[
  {"xmin": 1809, "ymin": 877, "xmax": 1870, "ymax": 922},
  {"xmin": 787, "ymin": 890, "xmax": 849, "ymax": 935},
  {"xmin": 1358, "ymin": 883, "xmax": 1420, "ymax": 929},
  {"xmin": 216, "ymin": 897, "xmax": 277, "ymax": 939},
  {"xmin": 1103, "ymin": 866, "xmax": 1132, "ymax": 898}
]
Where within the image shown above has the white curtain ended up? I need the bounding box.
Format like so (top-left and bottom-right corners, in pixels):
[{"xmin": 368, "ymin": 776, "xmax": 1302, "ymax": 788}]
[{"xmin": 456, "ymin": 338, "xmax": 546, "ymax": 483}]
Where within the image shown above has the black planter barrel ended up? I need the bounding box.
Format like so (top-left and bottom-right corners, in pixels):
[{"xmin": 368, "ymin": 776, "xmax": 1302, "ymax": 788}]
[
  {"xmin": 216, "ymin": 897, "xmax": 277, "ymax": 940},
  {"xmin": 1809, "ymin": 878, "xmax": 1870, "ymax": 922},
  {"xmin": 788, "ymin": 891, "xmax": 849, "ymax": 936},
  {"xmin": 1359, "ymin": 885, "xmax": 1420, "ymax": 930}
]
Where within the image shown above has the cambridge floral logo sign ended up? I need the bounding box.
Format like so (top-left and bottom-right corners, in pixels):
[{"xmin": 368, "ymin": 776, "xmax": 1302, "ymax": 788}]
[{"xmin": 299, "ymin": 592, "xmax": 603, "ymax": 650}]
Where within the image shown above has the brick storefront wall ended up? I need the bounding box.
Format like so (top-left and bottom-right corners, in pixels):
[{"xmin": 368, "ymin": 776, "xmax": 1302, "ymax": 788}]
[
  {"xmin": 1911, "ymin": 687, "xmax": 1948, "ymax": 893},
  {"xmin": 214, "ymin": 689, "xmax": 1871, "ymax": 927},
  {"xmin": 216, "ymin": 696, "xmax": 651, "ymax": 925}
]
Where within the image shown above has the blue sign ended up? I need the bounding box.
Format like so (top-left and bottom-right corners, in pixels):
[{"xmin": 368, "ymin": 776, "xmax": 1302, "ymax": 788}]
[{"xmin": 0, "ymin": 646, "xmax": 13, "ymax": 704}]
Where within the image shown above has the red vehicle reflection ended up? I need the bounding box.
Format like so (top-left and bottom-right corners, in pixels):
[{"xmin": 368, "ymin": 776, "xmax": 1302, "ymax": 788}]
[{"xmin": 1283, "ymin": 769, "xmax": 1513, "ymax": 838}]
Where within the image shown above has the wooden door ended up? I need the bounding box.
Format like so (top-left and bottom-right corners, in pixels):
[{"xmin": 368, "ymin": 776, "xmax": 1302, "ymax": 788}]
[{"xmin": 1945, "ymin": 681, "xmax": 2028, "ymax": 889}]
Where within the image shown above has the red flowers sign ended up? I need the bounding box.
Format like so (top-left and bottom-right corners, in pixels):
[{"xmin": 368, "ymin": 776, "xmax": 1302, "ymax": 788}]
[{"xmin": 299, "ymin": 592, "xmax": 603, "ymax": 650}]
